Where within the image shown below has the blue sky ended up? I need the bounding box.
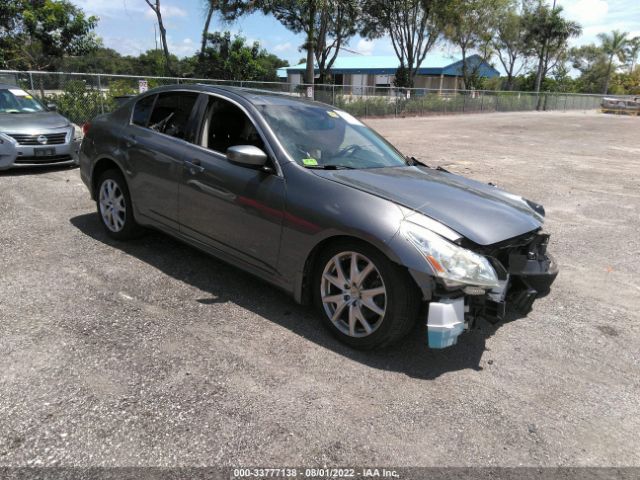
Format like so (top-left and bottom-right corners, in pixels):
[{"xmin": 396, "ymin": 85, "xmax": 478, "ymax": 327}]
[{"xmin": 74, "ymin": 0, "xmax": 640, "ymax": 69}]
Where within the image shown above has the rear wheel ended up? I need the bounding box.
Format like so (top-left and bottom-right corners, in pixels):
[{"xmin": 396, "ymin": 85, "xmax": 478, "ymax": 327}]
[
  {"xmin": 313, "ymin": 241, "xmax": 420, "ymax": 349},
  {"xmin": 96, "ymin": 169, "xmax": 142, "ymax": 240}
]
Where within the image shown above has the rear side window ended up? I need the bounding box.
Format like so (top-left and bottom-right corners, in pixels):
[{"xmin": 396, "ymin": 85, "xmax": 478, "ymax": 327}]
[
  {"xmin": 132, "ymin": 94, "xmax": 155, "ymax": 127},
  {"xmin": 147, "ymin": 92, "xmax": 199, "ymax": 140}
]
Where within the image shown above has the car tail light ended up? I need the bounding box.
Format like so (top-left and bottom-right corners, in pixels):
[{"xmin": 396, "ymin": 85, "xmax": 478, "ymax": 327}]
[{"xmin": 82, "ymin": 122, "xmax": 92, "ymax": 136}]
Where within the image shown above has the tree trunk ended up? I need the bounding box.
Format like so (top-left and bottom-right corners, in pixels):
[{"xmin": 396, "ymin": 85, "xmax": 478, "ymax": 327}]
[
  {"xmin": 603, "ymin": 56, "xmax": 613, "ymax": 94},
  {"xmin": 460, "ymin": 46, "xmax": 468, "ymax": 90},
  {"xmin": 199, "ymin": 3, "xmax": 215, "ymax": 67},
  {"xmin": 534, "ymin": 55, "xmax": 544, "ymax": 93},
  {"xmin": 157, "ymin": 17, "xmax": 172, "ymax": 75},
  {"xmin": 305, "ymin": 1, "xmax": 316, "ymax": 96},
  {"xmin": 146, "ymin": 0, "xmax": 173, "ymax": 76},
  {"xmin": 38, "ymin": 76, "xmax": 45, "ymax": 101},
  {"xmin": 506, "ymin": 61, "xmax": 515, "ymax": 90},
  {"xmin": 534, "ymin": 48, "xmax": 545, "ymax": 110}
]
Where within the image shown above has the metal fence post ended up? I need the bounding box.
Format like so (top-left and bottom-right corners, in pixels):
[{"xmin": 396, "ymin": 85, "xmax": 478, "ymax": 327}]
[
  {"xmin": 29, "ymin": 72, "xmax": 35, "ymax": 94},
  {"xmin": 97, "ymin": 74, "xmax": 104, "ymax": 114}
]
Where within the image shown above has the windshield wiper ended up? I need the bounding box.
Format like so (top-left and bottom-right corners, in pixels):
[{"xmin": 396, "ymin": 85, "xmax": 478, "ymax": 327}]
[
  {"xmin": 303, "ymin": 164, "xmax": 355, "ymax": 170},
  {"xmin": 407, "ymin": 155, "xmax": 430, "ymax": 167}
]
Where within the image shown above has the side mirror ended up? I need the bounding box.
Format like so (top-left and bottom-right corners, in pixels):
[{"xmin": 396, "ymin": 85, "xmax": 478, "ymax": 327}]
[
  {"xmin": 226, "ymin": 145, "xmax": 268, "ymax": 167},
  {"xmin": 47, "ymin": 103, "xmax": 57, "ymax": 111}
]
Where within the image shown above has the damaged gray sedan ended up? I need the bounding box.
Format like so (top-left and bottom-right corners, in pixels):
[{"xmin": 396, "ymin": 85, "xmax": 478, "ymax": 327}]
[{"xmin": 79, "ymin": 85, "xmax": 558, "ymax": 349}]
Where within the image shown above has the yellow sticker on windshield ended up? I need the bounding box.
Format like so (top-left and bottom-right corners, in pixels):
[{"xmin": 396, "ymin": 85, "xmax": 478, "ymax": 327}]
[
  {"xmin": 302, "ymin": 158, "xmax": 318, "ymax": 166},
  {"xmin": 25, "ymin": 95, "xmax": 33, "ymax": 99},
  {"xmin": 327, "ymin": 111, "xmax": 339, "ymax": 118}
]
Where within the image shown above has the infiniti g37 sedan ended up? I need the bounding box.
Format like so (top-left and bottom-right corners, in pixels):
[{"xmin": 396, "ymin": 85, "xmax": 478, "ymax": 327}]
[
  {"xmin": 0, "ymin": 84, "xmax": 82, "ymax": 170},
  {"xmin": 79, "ymin": 85, "xmax": 558, "ymax": 349}
]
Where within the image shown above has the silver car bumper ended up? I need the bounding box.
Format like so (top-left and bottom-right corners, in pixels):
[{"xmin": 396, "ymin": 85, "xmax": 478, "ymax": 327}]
[{"xmin": 0, "ymin": 129, "xmax": 81, "ymax": 170}]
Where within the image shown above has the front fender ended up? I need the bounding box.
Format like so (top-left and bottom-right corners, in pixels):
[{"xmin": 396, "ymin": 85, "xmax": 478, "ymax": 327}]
[
  {"xmin": 0, "ymin": 134, "xmax": 17, "ymax": 170},
  {"xmin": 279, "ymin": 163, "xmax": 437, "ymax": 303}
]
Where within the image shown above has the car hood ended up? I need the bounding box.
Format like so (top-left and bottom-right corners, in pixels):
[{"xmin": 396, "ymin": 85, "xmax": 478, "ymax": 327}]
[
  {"xmin": 0, "ymin": 111, "xmax": 71, "ymax": 132},
  {"xmin": 312, "ymin": 166, "xmax": 543, "ymax": 246}
]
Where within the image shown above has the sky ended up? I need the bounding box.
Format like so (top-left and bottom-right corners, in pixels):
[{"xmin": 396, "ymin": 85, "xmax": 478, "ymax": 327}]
[{"xmin": 73, "ymin": 0, "xmax": 640, "ymax": 69}]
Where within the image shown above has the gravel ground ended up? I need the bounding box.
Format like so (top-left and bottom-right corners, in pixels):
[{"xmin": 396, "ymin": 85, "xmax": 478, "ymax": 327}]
[{"xmin": 0, "ymin": 111, "xmax": 638, "ymax": 467}]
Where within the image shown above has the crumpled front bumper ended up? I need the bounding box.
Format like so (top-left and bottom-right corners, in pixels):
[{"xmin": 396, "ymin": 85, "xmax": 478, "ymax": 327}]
[
  {"xmin": 426, "ymin": 231, "xmax": 559, "ymax": 348},
  {"xmin": 472, "ymin": 232, "xmax": 558, "ymax": 324}
]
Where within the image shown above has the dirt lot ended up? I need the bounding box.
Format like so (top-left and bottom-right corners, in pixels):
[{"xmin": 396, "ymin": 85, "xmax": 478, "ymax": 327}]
[{"xmin": 1, "ymin": 111, "xmax": 639, "ymax": 467}]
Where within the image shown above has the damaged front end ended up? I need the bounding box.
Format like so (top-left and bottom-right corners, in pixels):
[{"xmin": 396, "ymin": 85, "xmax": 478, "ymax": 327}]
[
  {"xmin": 466, "ymin": 230, "xmax": 558, "ymax": 324},
  {"xmin": 401, "ymin": 221, "xmax": 558, "ymax": 348},
  {"xmin": 425, "ymin": 230, "xmax": 558, "ymax": 348}
]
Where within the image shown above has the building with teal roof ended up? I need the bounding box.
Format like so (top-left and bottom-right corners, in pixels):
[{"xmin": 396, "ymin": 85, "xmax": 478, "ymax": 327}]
[{"xmin": 277, "ymin": 54, "xmax": 499, "ymax": 92}]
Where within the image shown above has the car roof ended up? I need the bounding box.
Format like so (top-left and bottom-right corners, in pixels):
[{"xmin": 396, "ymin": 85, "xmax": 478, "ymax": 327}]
[{"xmin": 146, "ymin": 83, "xmax": 329, "ymax": 109}]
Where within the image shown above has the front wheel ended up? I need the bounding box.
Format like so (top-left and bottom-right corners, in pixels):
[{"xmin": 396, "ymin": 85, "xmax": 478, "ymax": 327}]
[
  {"xmin": 313, "ymin": 241, "xmax": 420, "ymax": 349},
  {"xmin": 96, "ymin": 169, "xmax": 142, "ymax": 240}
]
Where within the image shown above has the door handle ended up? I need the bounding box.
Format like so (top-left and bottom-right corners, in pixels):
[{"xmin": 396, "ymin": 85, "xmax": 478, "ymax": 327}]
[
  {"xmin": 185, "ymin": 159, "xmax": 205, "ymax": 174},
  {"xmin": 124, "ymin": 135, "xmax": 137, "ymax": 148}
]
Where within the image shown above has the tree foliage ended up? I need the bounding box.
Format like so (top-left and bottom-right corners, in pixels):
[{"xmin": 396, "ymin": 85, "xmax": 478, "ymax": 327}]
[
  {"xmin": 597, "ymin": 30, "xmax": 628, "ymax": 94},
  {"xmin": 570, "ymin": 44, "xmax": 610, "ymax": 93},
  {"xmin": 492, "ymin": 3, "xmax": 529, "ymax": 90},
  {"xmin": 314, "ymin": 0, "xmax": 359, "ymax": 83},
  {"xmin": 522, "ymin": 2, "xmax": 581, "ymax": 97},
  {"xmin": 197, "ymin": 31, "xmax": 289, "ymax": 81},
  {"xmin": 626, "ymin": 37, "xmax": 640, "ymax": 73},
  {"xmin": 360, "ymin": 0, "xmax": 446, "ymax": 88},
  {"xmin": 253, "ymin": 0, "xmax": 359, "ymax": 87},
  {"xmin": 442, "ymin": 0, "xmax": 509, "ymax": 89},
  {"xmin": 1, "ymin": 0, "xmax": 99, "ymax": 70}
]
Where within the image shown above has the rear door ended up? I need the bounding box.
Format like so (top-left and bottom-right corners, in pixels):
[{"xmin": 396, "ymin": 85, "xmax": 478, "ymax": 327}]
[{"xmin": 124, "ymin": 91, "xmax": 199, "ymax": 231}]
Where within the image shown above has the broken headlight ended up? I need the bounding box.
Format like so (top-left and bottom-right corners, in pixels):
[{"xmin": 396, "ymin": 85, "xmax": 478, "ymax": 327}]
[{"xmin": 400, "ymin": 221, "xmax": 500, "ymax": 289}]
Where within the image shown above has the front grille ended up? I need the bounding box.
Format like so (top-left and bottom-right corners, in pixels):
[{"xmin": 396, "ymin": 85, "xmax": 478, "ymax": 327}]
[
  {"xmin": 14, "ymin": 154, "xmax": 73, "ymax": 164},
  {"xmin": 8, "ymin": 132, "xmax": 68, "ymax": 145}
]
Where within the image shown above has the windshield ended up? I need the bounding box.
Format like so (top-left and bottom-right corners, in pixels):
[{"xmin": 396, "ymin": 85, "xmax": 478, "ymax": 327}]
[
  {"xmin": 0, "ymin": 88, "xmax": 46, "ymax": 114},
  {"xmin": 258, "ymin": 104, "xmax": 410, "ymax": 169}
]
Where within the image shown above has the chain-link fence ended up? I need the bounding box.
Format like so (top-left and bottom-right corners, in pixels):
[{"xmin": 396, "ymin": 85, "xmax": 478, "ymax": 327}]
[{"xmin": 0, "ymin": 69, "xmax": 615, "ymax": 125}]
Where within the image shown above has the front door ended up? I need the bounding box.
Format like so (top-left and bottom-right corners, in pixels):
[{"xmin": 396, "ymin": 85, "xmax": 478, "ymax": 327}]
[
  {"xmin": 178, "ymin": 94, "xmax": 285, "ymax": 274},
  {"xmin": 125, "ymin": 91, "xmax": 199, "ymax": 231}
]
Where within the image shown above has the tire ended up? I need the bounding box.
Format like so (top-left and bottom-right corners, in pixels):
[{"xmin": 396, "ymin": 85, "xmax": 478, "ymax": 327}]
[
  {"xmin": 96, "ymin": 169, "xmax": 142, "ymax": 240},
  {"xmin": 312, "ymin": 240, "xmax": 421, "ymax": 349}
]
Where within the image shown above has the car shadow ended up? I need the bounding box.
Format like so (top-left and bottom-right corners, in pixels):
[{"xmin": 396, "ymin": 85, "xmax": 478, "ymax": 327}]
[{"xmin": 69, "ymin": 213, "xmax": 511, "ymax": 380}]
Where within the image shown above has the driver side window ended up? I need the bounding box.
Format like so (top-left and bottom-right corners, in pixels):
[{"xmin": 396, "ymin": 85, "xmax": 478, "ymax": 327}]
[{"xmin": 201, "ymin": 96, "xmax": 265, "ymax": 154}]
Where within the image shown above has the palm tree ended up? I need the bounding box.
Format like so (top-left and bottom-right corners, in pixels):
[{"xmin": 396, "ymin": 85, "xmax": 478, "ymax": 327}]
[
  {"xmin": 627, "ymin": 36, "xmax": 640, "ymax": 73},
  {"xmin": 524, "ymin": 4, "xmax": 581, "ymax": 99},
  {"xmin": 598, "ymin": 30, "xmax": 628, "ymax": 94}
]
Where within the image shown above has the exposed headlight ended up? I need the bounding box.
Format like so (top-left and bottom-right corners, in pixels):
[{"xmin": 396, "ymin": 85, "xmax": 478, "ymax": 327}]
[
  {"xmin": 72, "ymin": 123, "xmax": 83, "ymax": 141},
  {"xmin": 400, "ymin": 221, "xmax": 500, "ymax": 289}
]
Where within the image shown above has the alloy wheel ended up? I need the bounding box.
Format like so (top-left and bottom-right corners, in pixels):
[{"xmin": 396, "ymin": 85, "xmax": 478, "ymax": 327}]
[
  {"xmin": 320, "ymin": 251, "xmax": 387, "ymax": 338},
  {"xmin": 99, "ymin": 179, "xmax": 126, "ymax": 233}
]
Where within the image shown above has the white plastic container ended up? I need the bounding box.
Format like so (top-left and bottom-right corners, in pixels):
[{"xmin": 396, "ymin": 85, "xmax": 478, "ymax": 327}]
[{"xmin": 427, "ymin": 298, "xmax": 465, "ymax": 349}]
